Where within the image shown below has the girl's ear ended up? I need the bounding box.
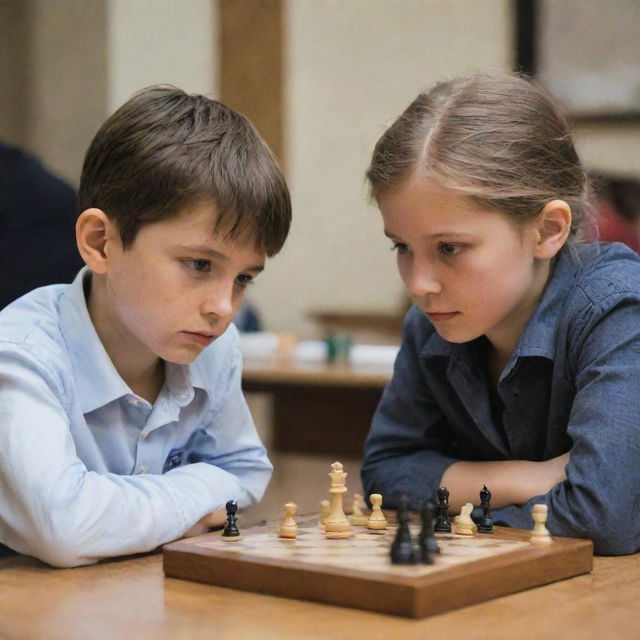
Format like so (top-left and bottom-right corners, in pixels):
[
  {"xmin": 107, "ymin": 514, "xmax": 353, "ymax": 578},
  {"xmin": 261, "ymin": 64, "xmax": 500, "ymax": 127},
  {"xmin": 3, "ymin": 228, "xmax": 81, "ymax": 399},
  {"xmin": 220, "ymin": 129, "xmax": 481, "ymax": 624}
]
[
  {"xmin": 533, "ymin": 200, "xmax": 572, "ymax": 259},
  {"xmin": 76, "ymin": 208, "xmax": 117, "ymax": 274}
]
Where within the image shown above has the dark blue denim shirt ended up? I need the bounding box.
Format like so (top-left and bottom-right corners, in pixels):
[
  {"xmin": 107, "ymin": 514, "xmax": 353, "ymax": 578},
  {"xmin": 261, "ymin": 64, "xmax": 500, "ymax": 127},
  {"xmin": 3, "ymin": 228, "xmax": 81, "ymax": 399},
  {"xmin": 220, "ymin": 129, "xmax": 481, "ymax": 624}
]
[{"xmin": 362, "ymin": 242, "xmax": 640, "ymax": 555}]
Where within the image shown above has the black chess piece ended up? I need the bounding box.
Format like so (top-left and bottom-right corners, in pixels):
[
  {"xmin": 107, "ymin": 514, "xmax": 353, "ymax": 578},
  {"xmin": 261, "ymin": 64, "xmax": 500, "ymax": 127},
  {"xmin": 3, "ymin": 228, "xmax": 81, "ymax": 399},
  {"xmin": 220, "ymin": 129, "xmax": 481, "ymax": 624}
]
[
  {"xmin": 418, "ymin": 500, "xmax": 440, "ymax": 564},
  {"xmin": 222, "ymin": 499, "xmax": 240, "ymax": 537},
  {"xmin": 390, "ymin": 496, "xmax": 418, "ymax": 564},
  {"xmin": 434, "ymin": 486, "xmax": 452, "ymax": 533},
  {"xmin": 477, "ymin": 484, "xmax": 494, "ymax": 534}
]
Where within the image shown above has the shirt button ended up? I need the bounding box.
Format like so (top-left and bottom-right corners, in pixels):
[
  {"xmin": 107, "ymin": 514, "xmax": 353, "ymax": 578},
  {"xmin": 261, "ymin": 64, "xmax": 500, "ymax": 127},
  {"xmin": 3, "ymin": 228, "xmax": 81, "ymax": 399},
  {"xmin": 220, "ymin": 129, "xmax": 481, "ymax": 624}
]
[
  {"xmin": 140, "ymin": 432, "xmax": 149, "ymax": 440},
  {"xmin": 128, "ymin": 397, "xmax": 139, "ymax": 407},
  {"xmin": 138, "ymin": 465, "xmax": 149, "ymax": 474}
]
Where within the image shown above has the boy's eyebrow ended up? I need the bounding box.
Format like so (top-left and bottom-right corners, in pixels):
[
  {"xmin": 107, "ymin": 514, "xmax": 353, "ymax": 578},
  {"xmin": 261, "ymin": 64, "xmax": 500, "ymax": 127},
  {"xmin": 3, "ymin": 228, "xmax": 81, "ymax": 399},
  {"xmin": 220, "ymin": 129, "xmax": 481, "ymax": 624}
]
[{"xmin": 175, "ymin": 244, "xmax": 265, "ymax": 272}]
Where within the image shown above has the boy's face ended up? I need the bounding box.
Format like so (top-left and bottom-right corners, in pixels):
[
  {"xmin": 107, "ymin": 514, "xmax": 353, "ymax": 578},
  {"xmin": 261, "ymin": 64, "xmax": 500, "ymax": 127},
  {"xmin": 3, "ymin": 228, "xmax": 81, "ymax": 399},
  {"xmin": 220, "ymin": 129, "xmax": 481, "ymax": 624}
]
[
  {"xmin": 97, "ymin": 201, "xmax": 265, "ymax": 365},
  {"xmin": 378, "ymin": 177, "xmax": 549, "ymax": 360}
]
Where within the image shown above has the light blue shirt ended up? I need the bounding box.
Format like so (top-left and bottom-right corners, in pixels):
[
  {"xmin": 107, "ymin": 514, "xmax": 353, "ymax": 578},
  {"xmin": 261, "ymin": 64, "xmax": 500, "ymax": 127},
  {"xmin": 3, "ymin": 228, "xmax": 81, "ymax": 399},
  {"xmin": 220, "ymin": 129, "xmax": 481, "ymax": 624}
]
[{"xmin": 0, "ymin": 268, "xmax": 272, "ymax": 566}]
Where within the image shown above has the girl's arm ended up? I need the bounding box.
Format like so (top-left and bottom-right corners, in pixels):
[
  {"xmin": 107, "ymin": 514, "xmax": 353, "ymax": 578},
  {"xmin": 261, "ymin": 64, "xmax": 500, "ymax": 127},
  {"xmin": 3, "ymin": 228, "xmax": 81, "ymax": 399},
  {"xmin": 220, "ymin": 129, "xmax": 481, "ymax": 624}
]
[{"xmin": 440, "ymin": 452, "xmax": 570, "ymax": 511}]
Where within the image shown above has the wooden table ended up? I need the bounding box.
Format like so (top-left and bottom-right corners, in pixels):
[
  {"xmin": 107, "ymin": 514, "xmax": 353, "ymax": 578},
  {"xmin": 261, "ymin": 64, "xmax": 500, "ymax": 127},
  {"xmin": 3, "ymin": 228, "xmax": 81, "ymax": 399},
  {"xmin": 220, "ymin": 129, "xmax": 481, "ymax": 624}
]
[
  {"xmin": 1, "ymin": 550, "xmax": 639, "ymax": 639},
  {"xmin": 242, "ymin": 358, "xmax": 392, "ymax": 455}
]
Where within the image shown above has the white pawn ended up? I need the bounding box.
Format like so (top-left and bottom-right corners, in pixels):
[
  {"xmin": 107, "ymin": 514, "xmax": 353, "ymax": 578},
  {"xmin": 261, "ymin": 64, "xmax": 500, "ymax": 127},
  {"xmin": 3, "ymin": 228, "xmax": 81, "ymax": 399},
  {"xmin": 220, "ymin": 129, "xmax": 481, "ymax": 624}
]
[
  {"xmin": 530, "ymin": 503, "xmax": 552, "ymax": 544},
  {"xmin": 350, "ymin": 493, "xmax": 368, "ymax": 526},
  {"xmin": 319, "ymin": 499, "xmax": 330, "ymax": 528},
  {"xmin": 366, "ymin": 493, "xmax": 388, "ymax": 531},
  {"xmin": 453, "ymin": 502, "xmax": 477, "ymax": 535},
  {"xmin": 279, "ymin": 501, "xmax": 298, "ymax": 539}
]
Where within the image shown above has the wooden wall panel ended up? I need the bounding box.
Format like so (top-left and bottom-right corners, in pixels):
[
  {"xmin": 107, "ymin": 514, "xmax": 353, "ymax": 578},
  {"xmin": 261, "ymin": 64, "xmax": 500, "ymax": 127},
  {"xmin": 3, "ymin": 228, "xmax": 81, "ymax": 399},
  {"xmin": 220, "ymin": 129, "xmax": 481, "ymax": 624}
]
[{"xmin": 219, "ymin": 0, "xmax": 285, "ymax": 168}]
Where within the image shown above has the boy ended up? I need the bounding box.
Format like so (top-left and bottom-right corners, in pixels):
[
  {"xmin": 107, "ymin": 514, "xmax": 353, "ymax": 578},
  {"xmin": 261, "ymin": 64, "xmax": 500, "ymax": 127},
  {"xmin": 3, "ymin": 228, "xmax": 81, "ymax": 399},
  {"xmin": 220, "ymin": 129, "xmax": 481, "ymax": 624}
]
[{"xmin": 0, "ymin": 86, "xmax": 291, "ymax": 567}]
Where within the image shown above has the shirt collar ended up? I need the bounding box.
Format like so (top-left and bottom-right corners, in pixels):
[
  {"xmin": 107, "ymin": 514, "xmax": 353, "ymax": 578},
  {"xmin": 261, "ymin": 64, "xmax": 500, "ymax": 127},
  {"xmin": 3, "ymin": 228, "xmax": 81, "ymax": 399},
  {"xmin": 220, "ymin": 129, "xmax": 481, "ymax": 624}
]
[
  {"xmin": 419, "ymin": 245, "xmax": 581, "ymax": 363},
  {"xmin": 59, "ymin": 268, "xmax": 210, "ymax": 414}
]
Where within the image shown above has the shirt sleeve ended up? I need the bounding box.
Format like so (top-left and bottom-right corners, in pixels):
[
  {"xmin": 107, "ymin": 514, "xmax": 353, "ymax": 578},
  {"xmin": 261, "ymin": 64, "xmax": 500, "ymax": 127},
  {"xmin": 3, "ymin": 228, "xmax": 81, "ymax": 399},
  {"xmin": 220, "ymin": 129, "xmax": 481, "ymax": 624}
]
[
  {"xmin": 361, "ymin": 308, "xmax": 458, "ymax": 508},
  {"xmin": 0, "ymin": 341, "xmax": 269, "ymax": 567},
  {"xmin": 492, "ymin": 297, "xmax": 640, "ymax": 556}
]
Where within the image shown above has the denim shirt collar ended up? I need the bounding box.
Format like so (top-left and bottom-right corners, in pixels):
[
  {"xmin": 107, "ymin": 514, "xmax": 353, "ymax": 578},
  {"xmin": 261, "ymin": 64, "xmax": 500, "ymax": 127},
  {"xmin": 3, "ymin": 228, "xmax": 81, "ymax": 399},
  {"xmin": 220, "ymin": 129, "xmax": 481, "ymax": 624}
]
[
  {"xmin": 59, "ymin": 267, "xmax": 210, "ymax": 414},
  {"xmin": 419, "ymin": 245, "xmax": 581, "ymax": 365}
]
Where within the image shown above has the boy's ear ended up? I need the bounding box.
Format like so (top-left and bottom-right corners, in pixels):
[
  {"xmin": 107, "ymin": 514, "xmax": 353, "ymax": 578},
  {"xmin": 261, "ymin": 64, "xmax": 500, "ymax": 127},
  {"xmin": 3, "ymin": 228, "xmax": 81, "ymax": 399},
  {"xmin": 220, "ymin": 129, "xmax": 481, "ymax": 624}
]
[
  {"xmin": 76, "ymin": 208, "xmax": 117, "ymax": 274},
  {"xmin": 533, "ymin": 199, "xmax": 572, "ymax": 259}
]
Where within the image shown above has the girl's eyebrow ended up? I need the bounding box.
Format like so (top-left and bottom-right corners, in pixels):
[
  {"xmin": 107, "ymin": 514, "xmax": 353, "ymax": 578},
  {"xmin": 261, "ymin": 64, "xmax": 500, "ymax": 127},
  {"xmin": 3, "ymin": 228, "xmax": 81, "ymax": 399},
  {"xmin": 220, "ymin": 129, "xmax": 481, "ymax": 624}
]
[{"xmin": 383, "ymin": 230, "xmax": 473, "ymax": 240}]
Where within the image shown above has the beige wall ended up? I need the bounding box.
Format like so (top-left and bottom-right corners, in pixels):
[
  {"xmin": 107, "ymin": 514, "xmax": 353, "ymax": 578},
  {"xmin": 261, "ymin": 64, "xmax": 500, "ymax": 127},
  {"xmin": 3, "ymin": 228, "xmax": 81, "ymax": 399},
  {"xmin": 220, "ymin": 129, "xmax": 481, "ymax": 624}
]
[
  {"xmin": 250, "ymin": 0, "xmax": 513, "ymax": 336},
  {"xmin": 106, "ymin": 0, "xmax": 216, "ymax": 113},
  {"xmin": 2, "ymin": 0, "xmax": 638, "ymax": 336}
]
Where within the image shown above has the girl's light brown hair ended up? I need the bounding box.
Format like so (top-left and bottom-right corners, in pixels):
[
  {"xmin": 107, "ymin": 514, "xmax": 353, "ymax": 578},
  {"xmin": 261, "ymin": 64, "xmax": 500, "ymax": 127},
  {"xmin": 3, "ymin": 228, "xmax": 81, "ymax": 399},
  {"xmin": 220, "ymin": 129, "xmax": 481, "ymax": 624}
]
[{"xmin": 366, "ymin": 73, "xmax": 591, "ymax": 238}]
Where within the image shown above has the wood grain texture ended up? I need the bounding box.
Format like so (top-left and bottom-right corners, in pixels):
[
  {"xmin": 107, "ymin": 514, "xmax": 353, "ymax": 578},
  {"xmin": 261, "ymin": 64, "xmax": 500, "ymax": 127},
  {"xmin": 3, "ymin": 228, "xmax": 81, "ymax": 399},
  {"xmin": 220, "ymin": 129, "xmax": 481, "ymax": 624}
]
[
  {"xmin": 163, "ymin": 519, "xmax": 593, "ymax": 619},
  {"xmin": 219, "ymin": 0, "xmax": 284, "ymax": 167},
  {"xmin": 2, "ymin": 551, "xmax": 639, "ymax": 639}
]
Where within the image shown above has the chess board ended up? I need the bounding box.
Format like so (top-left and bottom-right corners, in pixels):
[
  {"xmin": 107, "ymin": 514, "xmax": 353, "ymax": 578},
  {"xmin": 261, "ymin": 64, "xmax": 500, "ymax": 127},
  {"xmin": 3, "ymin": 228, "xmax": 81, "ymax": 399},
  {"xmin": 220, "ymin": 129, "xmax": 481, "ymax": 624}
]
[{"xmin": 162, "ymin": 516, "xmax": 593, "ymax": 618}]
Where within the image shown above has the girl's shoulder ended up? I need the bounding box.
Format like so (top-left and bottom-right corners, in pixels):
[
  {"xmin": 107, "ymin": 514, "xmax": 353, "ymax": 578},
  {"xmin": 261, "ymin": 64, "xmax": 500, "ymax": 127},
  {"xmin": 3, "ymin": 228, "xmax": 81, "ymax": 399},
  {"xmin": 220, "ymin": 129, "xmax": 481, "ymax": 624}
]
[{"xmin": 568, "ymin": 242, "xmax": 640, "ymax": 305}]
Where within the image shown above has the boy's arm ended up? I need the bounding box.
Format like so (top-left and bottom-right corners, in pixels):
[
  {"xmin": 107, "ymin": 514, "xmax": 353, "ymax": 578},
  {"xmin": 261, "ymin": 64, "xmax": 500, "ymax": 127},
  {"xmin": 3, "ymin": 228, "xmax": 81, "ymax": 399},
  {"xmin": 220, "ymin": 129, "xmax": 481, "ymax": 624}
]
[{"xmin": 0, "ymin": 345, "xmax": 267, "ymax": 567}]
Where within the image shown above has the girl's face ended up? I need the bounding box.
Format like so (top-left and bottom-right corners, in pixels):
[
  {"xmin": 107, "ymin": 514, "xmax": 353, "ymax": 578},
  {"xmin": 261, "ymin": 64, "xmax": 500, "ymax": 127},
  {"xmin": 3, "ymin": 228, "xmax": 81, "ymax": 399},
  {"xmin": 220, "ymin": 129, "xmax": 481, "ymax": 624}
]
[{"xmin": 378, "ymin": 177, "xmax": 550, "ymax": 361}]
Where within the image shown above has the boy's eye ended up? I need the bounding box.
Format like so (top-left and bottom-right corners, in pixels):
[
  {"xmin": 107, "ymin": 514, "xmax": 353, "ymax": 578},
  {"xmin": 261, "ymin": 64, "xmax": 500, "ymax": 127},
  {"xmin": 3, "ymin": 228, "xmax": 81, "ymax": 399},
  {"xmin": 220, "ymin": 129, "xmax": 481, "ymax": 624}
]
[
  {"xmin": 235, "ymin": 274, "xmax": 254, "ymax": 289},
  {"xmin": 390, "ymin": 242, "xmax": 409, "ymax": 255},
  {"xmin": 186, "ymin": 259, "xmax": 211, "ymax": 273},
  {"xmin": 438, "ymin": 242, "xmax": 464, "ymax": 257}
]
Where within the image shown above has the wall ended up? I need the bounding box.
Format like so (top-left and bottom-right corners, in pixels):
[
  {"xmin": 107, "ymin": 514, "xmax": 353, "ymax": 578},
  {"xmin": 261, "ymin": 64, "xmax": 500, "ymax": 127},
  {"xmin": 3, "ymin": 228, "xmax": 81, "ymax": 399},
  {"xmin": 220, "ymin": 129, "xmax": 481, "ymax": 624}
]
[{"xmin": 249, "ymin": 0, "xmax": 513, "ymax": 335}]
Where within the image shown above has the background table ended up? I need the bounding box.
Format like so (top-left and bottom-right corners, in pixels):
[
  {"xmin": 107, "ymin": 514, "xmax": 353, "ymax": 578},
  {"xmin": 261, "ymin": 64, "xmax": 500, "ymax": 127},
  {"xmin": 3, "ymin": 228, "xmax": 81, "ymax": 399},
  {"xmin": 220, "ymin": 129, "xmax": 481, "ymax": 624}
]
[
  {"xmin": 242, "ymin": 358, "xmax": 392, "ymax": 455},
  {"xmin": 1, "ymin": 550, "xmax": 639, "ymax": 639}
]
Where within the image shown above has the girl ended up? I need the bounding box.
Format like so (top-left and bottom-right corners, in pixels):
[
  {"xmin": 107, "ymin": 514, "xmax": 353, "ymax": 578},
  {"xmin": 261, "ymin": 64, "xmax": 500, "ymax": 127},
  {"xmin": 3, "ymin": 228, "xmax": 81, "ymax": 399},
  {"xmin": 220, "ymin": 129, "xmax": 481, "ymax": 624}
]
[{"xmin": 361, "ymin": 74, "xmax": 640, "ymax": 555}]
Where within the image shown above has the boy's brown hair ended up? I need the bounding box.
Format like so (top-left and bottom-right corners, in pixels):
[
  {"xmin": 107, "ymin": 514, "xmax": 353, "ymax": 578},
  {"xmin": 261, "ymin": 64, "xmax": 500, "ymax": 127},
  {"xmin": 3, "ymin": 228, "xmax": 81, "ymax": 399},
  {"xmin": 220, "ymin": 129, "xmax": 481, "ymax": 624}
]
[
  {"xmin": 366, "ymin": 73, "xmax": 591, "ymax": 239},
  {"xmin": 78, "ymin": 86, "xmax": 291, "ymax": 256}
]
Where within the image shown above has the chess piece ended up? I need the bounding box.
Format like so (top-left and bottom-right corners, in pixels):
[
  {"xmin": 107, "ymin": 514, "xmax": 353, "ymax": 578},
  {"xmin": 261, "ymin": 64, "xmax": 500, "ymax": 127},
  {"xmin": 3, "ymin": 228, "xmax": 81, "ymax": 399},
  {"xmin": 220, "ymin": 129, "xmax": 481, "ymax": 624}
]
[
  {"xmin": 390, "ymin": 496, "xmax": 418, "ymax": 564},
  {"xmin": 279, "ymin": 502, "xmax": 298, "ymax": 539},
  {"xmin": 453, "ymin": 503, "xmax": 477, "ymax": 535},
  {"xmin": 349, "ymin": 493, "xmax": 368, "ymax": 526},
  {"xmin": 530, "ymin": 503, "xmax": 553, "ymax": 544},
  {"xmin": 418, "ymin": 500, "xmax": 440, "ymax": 563},
  {"xmin": 366, "ymin": 493, "xmax": 388, "ymax": 531},
  {"xmin": 324, "ymin": 462, "xmax": 354, "ymax": 539},
  {"xmin": 477, "ymin": 484, "xmax": 494, "ymax": 534},
  {"xmin": 319, "ymin": 499, "xmax": 330, "ymax": 527},
  {"xmin": 222, "ymin": 500, "xmax": 241, "ymax": 540},
  {"xmin": 434, "ymin": 486, "xmax": 452, "ymax": 533}
]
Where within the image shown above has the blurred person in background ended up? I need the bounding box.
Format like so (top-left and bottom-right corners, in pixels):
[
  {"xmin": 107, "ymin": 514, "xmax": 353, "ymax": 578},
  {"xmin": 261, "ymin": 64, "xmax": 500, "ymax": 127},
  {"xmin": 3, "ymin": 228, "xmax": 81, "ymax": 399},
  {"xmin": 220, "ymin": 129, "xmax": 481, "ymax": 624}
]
[{"xmin": 0, "ymin": 142, "xmax": 83, "ymax": 308}]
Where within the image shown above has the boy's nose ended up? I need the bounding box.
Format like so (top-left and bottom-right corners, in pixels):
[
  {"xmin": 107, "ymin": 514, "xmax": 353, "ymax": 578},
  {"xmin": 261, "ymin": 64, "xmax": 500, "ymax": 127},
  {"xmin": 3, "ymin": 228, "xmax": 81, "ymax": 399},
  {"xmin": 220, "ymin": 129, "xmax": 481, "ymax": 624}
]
[{"xmin": 202, "ymin": 283, "xmax": 235, "ymax": 321}]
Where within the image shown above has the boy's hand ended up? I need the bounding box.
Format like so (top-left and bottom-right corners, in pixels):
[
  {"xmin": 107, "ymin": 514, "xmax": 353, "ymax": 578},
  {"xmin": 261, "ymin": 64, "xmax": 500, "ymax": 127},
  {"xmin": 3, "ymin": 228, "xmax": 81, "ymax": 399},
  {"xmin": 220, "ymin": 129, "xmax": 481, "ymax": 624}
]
[{"xmin": 183, "ymin": 507, "xmax": 227, "ymax": 538}]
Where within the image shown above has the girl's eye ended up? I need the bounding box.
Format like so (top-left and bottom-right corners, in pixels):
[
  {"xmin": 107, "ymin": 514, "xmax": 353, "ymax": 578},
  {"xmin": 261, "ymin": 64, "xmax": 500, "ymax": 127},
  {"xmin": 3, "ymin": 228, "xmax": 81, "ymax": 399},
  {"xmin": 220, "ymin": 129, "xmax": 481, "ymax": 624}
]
[
  {"xmin": 235, "ymin": 274, "xmax": 254, "ymax": 289},
  {"xmin": 390, "ymin": 242, "xmax": 410, "ymax": 255},
  {"xmin": 438, "ymin": 242, "xmax": 464, "ymax": 257},
  {"xmin": 186, "ymin": 259, "xmax": 211, "ymax": 273}
]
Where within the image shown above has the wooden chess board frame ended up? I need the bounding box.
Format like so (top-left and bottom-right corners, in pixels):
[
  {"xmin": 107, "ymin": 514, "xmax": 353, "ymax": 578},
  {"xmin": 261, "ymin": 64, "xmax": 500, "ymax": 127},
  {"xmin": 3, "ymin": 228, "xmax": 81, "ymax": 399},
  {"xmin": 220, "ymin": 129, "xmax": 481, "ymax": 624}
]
[{"xmin": 162, "ymin": 517, "xmax": 593, "ymax": 619}]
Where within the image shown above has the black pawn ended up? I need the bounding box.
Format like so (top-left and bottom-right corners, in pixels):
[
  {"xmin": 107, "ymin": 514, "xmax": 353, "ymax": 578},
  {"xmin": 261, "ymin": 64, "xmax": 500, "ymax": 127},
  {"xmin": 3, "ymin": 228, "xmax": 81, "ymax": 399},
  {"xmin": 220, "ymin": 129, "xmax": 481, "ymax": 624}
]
[
  {"xmin": 418, "ymin": 500, "xmax": 440, "ymax": 564},
  {"xmin": 477, "ymin": 484, "xmax": 494, "ymax": 534},
  {"xmin": 390, "ymin": 496, "xmax": 418, "ymax": 564},
  {"xmin": 434, "ymin": 486, "xmax": 452, "ymax": 533},
  {"xmin": 222, "ymin": 500, "xmax": 240, "ymax": 537}
]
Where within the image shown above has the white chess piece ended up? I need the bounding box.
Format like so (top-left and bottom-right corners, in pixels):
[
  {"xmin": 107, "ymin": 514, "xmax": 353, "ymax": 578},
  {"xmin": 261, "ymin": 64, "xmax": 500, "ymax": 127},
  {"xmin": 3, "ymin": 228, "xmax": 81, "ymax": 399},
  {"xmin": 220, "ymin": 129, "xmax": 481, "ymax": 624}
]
[
  {"xmin": 319, "ymin": 499, "xmax": 330, "ymax": 528},
  {"xmin": 279, "ymin": 502, "xmax": 298, "ymax": 539},
  {"xmin": 366, "ymin": 493, "xmax": 388, "ymax": 531},
  {"xmin": 350, "ymin": 493, "xmax": 368, "ymax": 526},
  {"xmin": 453, "ymin": 502, "xmax": 477, "ymax": 535},
  {"xmin": 325, "ymin": 462, "xmax": 354, "ymax": 539},
  {"xmin": 530, "ymin": 503, "xmax": 553, "ymax": 544}
]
